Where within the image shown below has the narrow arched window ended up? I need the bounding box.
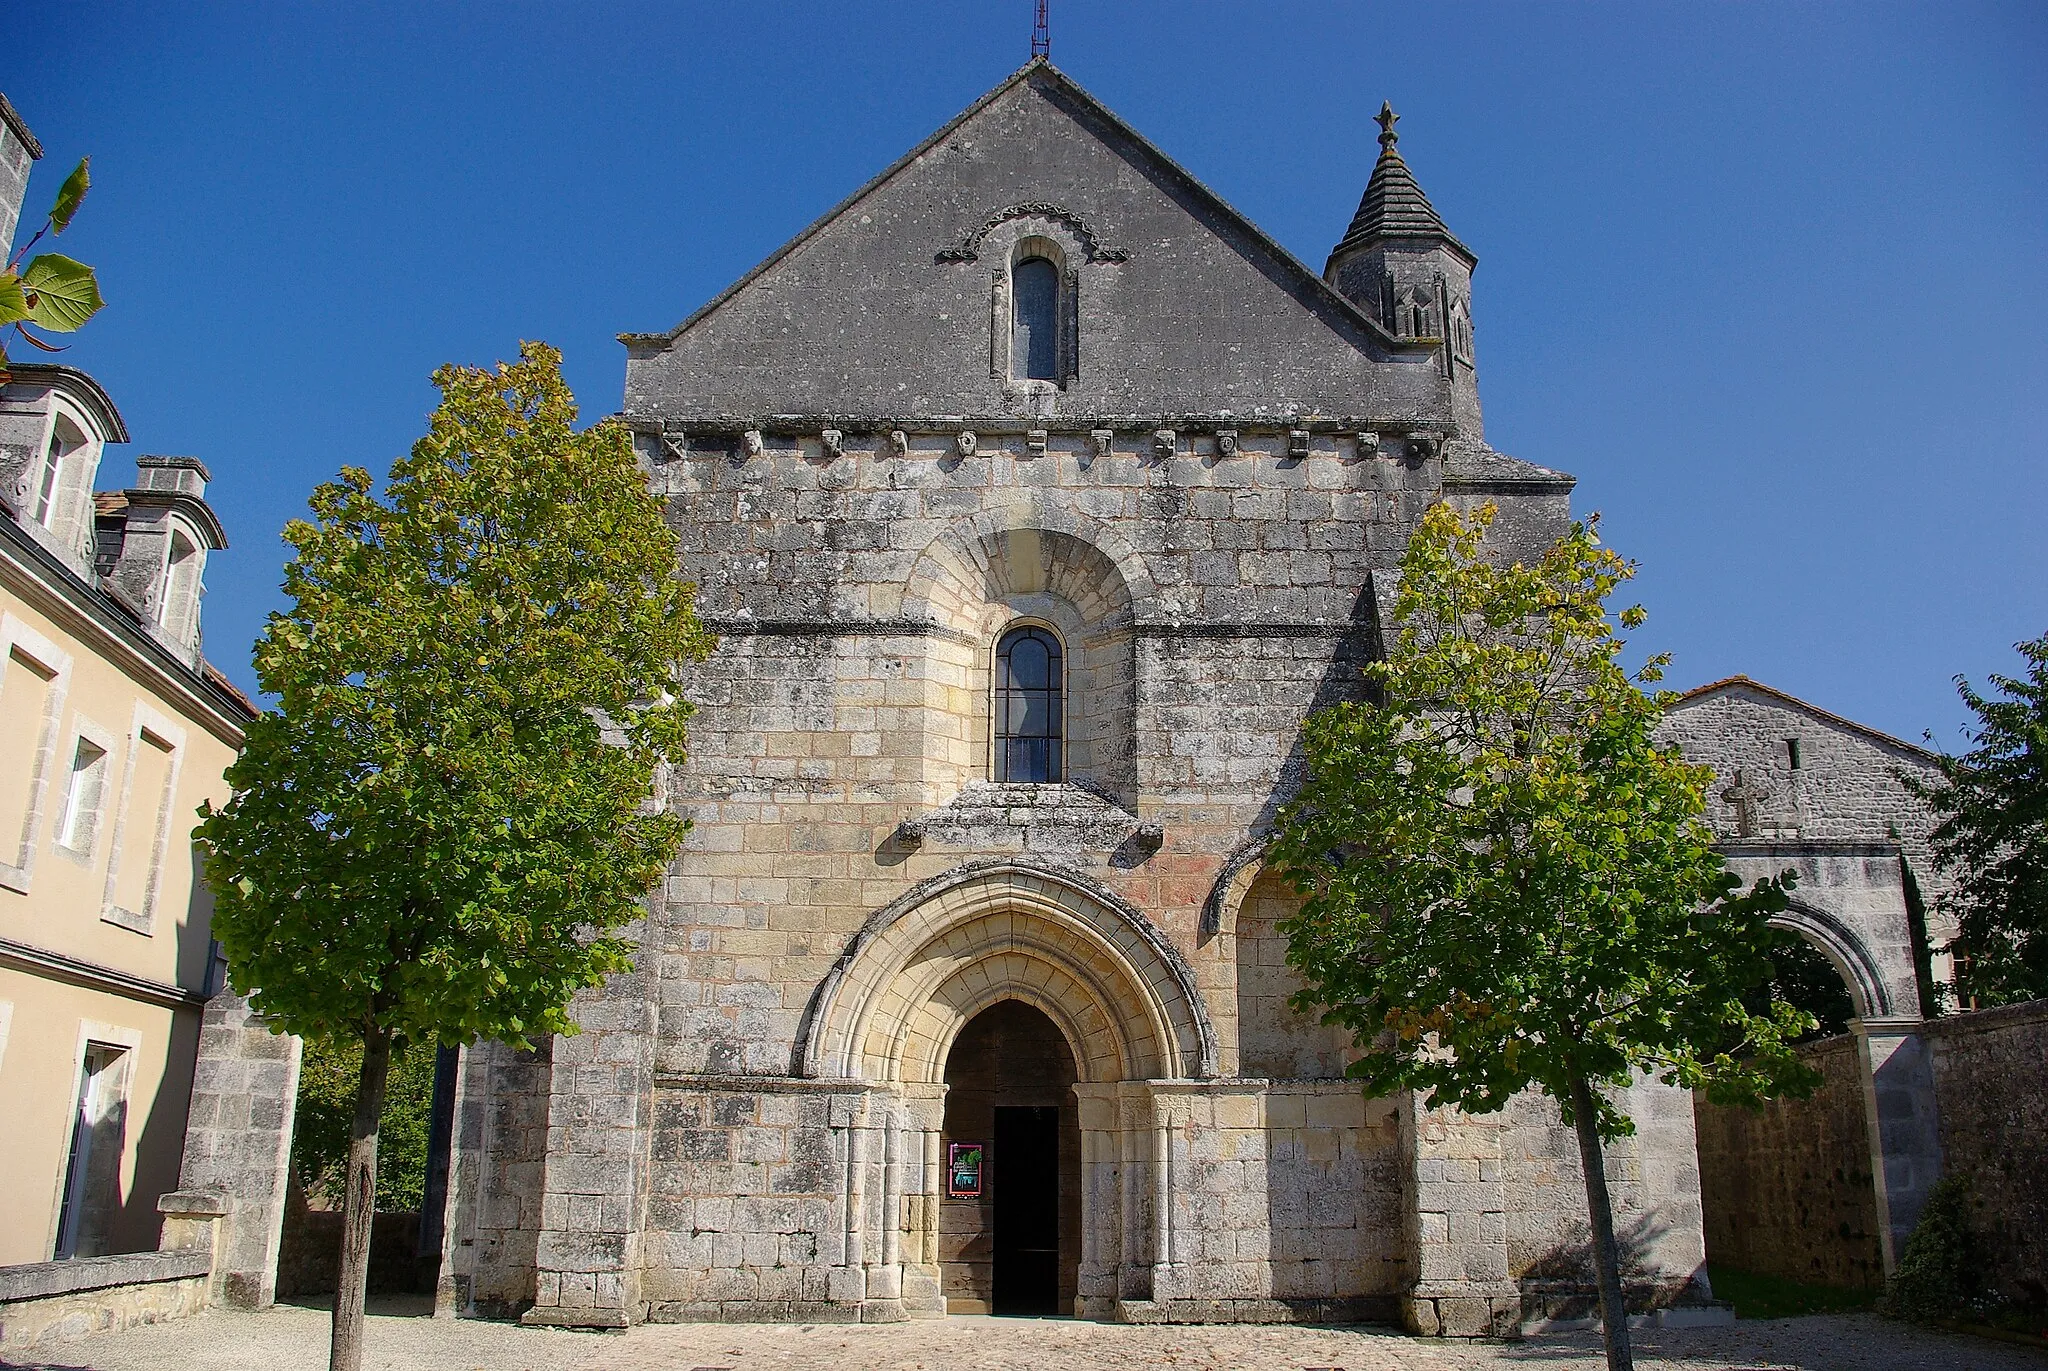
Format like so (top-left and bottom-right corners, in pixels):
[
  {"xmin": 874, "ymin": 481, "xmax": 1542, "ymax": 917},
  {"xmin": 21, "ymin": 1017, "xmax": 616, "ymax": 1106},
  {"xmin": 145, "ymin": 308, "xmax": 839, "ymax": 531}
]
[
  {"xmin": 994, "ymin": 625, "xmax": 1062, "ymax": 783},
  {"xmin": 1011, "ymin": 256, "xmax": 1060, "ymax": 382}
]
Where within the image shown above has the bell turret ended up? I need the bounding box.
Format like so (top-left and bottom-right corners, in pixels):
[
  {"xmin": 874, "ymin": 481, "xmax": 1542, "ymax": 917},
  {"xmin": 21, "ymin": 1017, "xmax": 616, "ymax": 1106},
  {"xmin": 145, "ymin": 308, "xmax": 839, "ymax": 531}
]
[{"xmin": 1325, "ymin": 104, "xmax": 1483, "ymax": 439}]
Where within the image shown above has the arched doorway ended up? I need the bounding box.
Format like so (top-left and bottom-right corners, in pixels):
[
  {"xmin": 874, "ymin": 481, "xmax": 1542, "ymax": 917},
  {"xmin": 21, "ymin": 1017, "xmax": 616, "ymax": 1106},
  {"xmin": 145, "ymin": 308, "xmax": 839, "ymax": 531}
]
[{"xmin": 939, "ymin": 1001, "xmax": 1082, "ymax": 1315}]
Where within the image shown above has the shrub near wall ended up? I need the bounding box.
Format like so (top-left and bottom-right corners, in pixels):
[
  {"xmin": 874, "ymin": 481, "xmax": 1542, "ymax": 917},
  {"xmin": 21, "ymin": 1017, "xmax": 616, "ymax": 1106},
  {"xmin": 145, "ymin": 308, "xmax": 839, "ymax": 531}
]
[{"xmin": 1922, "ymin": 999, "xmax": 2048, "ymax": 1311}]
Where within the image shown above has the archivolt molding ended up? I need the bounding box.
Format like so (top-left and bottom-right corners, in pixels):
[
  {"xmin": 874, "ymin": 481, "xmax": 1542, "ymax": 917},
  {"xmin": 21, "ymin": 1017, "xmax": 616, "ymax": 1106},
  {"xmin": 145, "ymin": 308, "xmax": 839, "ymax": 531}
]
[
  {"xmin": 1771, "ymin": 899, "xmax": 1898, "ymax": 1020},
  {"xmin": 1199, "ymin": 834, "xmax": 1274, "ymax": 939},
  {"xmin": 937, "ymin": 202, "xmax": 1130, "ymax": 264},
  {"xmin": 900, "ymin": 505, "xmax": 1158, "ymax": 631},
  {"xmin": 797, "ymin": 857, "xmax": 1218, "ymax": 1083}
]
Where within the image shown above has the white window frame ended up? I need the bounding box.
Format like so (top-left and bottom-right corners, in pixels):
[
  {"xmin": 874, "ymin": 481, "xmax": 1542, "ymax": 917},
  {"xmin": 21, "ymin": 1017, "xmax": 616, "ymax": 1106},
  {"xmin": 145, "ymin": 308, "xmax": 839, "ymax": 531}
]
[
  {"xmin": 98, "ymin": 702, "xmax": 186, "ymax": 937},
  {"xmin": 0, "ymin": 613, "xmax": 74, "ymax": 895},
  {"xmin": 49, "ymin": 1019, "xmax": 141, "ymax": 1261}
]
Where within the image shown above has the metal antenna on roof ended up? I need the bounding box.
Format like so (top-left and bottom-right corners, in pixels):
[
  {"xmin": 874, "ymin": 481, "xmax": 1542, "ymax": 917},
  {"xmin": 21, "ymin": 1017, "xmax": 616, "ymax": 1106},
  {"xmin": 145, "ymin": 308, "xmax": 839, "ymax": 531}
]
[{"xmin": 1031, "ymin": 0, "xmax": 1050, "ymax": 59}]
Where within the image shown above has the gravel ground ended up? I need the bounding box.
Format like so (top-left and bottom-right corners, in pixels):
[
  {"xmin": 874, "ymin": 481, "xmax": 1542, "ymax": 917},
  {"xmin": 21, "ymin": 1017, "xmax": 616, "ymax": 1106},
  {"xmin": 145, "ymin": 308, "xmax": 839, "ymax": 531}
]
[{"xmin": 5, "ymin": 1300, "xmax": 2043, "ymax": 1371}]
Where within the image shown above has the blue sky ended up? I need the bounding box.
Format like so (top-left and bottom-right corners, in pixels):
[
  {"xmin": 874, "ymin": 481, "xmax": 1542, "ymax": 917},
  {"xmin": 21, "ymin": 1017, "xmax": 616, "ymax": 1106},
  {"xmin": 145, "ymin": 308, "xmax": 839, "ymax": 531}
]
[{"xmin": 10, "ymin": 2, "xmax": 2045, "ymax": 748}]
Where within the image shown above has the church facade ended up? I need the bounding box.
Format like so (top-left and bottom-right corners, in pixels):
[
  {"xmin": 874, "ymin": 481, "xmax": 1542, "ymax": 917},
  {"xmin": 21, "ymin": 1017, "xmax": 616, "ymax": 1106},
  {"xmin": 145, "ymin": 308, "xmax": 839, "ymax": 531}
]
[{"xmin": 432, "ymin": 60, "xmax": 1725, "ymax": 1336}]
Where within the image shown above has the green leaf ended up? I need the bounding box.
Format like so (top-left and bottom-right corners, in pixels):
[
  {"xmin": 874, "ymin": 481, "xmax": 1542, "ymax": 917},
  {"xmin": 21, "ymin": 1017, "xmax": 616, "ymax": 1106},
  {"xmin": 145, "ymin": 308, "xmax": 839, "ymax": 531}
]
[
  {"xmin": 47, "ymin": 157, "xmax": 89, "ymax": 234},
  {"xmin": 19, "ymin": 254, "xmax": 103, "ymax": 332},
  {"xmin": 0, "ymin": 270, "xmax": 26, "ymax": 326}
]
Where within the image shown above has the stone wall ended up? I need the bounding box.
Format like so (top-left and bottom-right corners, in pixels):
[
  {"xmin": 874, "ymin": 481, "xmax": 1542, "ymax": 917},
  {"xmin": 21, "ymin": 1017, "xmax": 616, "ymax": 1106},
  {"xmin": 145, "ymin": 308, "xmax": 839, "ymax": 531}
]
[
  {"xmin": 173, "ymin": 992, "xmax": 300, "ymax": 1308},
  {"xmin": 1694, "ymin": 1035, "xmax": 1885, "ymax": 1290},
  {"xmin": 276, "ymin": 1207, "xmax": 430, "ymax": 1298},
  {"xmin": 1504, "ymin": 1078, "xmax": 1715, "ymax": 1324},
  {"xmin": 1923, "ymin": 999, "xmax": 2048, "ymax": 1307},
  {"xmin": 439, "ymin": 1036, "xmax": 551, "ymax": 1318},
  {"xmin": 0, "ymin": 1250, "xmax": 210, "ymax": 1353}
]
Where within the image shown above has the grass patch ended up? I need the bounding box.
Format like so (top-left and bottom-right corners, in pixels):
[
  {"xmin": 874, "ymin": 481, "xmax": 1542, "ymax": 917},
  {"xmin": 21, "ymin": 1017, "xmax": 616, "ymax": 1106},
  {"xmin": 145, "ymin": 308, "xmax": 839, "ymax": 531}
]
[{"xmin": 1710, "ymin": 1265, "xmax": 1880, "ymax": 1320}]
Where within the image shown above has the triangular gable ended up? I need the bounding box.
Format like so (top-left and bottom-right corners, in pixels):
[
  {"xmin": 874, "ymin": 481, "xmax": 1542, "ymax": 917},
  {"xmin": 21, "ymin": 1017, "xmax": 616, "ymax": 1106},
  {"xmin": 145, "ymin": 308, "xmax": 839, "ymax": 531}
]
[
  {"xmin": 1667, "ymin": 675, "xmax": 1941, "ymax": 763},
  {"xmin": 622, "ymin": 60, "xmax": 1454, "ymax": 425}
]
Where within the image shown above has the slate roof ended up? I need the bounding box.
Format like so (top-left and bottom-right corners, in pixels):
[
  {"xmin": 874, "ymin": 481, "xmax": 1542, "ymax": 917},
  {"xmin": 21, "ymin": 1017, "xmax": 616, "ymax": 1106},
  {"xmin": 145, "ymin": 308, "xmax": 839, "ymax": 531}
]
[{"xmin": 1329, "ymin": 111, "xmax": 1474, "ymax": 267}]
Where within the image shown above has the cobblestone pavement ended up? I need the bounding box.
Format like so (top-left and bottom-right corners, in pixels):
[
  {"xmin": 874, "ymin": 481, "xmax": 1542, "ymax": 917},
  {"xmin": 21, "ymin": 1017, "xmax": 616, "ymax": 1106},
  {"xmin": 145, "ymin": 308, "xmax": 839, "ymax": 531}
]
[{"xmin": 6, "ymin": 1302, "xmax": 2043, "ymax": 1371}]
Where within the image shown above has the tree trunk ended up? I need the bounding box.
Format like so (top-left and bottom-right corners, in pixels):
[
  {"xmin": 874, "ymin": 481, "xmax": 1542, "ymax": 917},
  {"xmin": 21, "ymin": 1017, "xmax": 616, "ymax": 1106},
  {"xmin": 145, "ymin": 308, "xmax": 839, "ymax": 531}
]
[
  {"xmin": 1567, "ymin": 1069, "xmax": 1633, "ymax": 1371},
  {"xmin": 329, "ymin": 1031, "xmax": 391, "ymax": 1371}
]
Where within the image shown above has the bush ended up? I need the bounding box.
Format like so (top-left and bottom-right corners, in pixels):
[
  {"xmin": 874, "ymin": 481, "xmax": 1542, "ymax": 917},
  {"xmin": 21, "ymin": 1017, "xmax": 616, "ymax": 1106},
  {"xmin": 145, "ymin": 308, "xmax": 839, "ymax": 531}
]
[{"xmin": 1883, "ymin": 1175, "xmax": 1980, "ymax": 1321}]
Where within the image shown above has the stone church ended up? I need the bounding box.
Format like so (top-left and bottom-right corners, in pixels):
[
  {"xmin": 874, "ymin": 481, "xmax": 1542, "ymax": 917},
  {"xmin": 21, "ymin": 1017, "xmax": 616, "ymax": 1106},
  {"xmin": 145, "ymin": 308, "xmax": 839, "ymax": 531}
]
[{"xmin": 384, "ymin": 59, "xmax": 1942, "ymax": 1335}]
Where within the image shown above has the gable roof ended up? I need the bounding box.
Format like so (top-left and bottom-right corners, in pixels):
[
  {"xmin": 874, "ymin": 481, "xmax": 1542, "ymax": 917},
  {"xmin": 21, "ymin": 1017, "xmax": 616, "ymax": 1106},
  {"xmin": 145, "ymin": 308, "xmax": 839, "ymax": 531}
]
[
  {"xmin": 1670, "ymin": 675, "xmax": 1941, "ymax": 763},
  {"xmin": 621, "ymin": 59, "xmax": 1411, "ymax": 356}
]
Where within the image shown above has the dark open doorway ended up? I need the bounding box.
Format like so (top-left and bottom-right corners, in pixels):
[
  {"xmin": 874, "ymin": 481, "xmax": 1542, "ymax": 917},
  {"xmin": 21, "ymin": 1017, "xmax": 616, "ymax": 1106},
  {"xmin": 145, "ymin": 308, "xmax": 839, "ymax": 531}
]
[
  {"xmin": 993, "ymin": 1105, "xmax": 1060, "ymax": 1314},
  {"xmin": 939, "ymin": 1000, "xmax": 1081, "ymax": 1315}
]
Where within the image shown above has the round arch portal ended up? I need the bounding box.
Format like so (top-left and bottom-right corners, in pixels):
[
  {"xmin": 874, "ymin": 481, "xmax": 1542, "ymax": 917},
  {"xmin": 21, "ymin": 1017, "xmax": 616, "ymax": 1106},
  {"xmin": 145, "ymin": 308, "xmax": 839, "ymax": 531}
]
[{"xmin": 799, "ymin": 861, "xmax": 1218, "ymax": 1084}]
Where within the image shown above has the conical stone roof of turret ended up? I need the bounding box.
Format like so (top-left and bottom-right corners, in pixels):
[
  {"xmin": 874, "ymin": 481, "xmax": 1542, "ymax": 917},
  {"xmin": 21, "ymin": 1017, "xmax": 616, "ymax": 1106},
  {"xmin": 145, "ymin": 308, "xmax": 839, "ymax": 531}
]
[{"xmin": 1330, "ymin": 102, "xmax": 1473, "ymax": 266}]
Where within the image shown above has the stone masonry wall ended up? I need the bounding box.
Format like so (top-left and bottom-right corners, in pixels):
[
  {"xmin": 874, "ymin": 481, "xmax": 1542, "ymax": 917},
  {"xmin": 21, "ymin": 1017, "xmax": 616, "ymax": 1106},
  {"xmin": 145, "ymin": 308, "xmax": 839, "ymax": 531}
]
[
  {"xmin": 1923, "ymin": 999, "xmax": 2048, "ymax": 1307},
  {"xmin": 1693, "ymin": 1034, "xmax": 1885, "ymax": 1290},
  {"xmin": 1498, "ymin": 1078, "xmax": 1713, "ymax": 1324}
]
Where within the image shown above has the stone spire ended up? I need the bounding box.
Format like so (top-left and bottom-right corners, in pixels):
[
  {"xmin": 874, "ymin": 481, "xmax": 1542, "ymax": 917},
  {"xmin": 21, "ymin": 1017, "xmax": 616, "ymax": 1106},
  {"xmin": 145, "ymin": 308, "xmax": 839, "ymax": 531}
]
[
  {"xmin": 1330, "ymin": 103, "xmax": 1472, "ymax": 263},
  {"xmin": 1324, "ymin": 102, "xmax": 1485, "ymax": 439}
]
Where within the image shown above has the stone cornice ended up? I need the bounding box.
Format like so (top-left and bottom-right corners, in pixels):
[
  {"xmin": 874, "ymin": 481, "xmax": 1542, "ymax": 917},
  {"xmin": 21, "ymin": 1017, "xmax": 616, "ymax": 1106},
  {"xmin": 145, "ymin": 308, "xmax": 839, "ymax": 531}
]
[
  {"xmin": 0, "ymin": 932, "xmax": 207, "ymax": 1010},
  {"xmin": 0, "ymin": 513, "xmax": 254, "ymax": 745}
]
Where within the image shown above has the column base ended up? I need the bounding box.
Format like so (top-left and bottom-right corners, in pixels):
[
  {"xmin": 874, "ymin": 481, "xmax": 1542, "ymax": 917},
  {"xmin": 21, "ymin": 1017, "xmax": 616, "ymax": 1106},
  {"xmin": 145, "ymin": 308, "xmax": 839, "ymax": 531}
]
[
  {"xmin": 1403, "ymin": 1287, "xmax": 1522, "ymax": 1338},
  {"xmin": 521, "ymin": 1305, "xmax": 636, "ymax": 1329}
]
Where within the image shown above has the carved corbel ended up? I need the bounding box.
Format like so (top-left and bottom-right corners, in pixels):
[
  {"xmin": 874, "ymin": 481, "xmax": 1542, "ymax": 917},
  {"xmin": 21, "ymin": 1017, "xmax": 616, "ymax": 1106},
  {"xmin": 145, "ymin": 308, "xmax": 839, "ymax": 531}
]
[
  {"xmin": 820, "ymin": 429, "xmax": 844, "ymax": 460},
  {"xmin": 1026, "ymin": 428, "xmax": 1048, "ymax": 457},
  {"xmin": 1355, "ymin": 430, "xmax": 1380, "ymax": 460},
  {"xmin": 956, "ymin": 430, "xmax": 978, "ymax": 457},
  {"xmin": 1287, "ymin": 428, "xmax": 1311, "ymax": 458},
  {"xmin": 1152, "ymin": 429, "xmax": 1176, "ymax": 458},
  {"xmin": 1090, "ymin": 429, "xmax": 1115, "ymax": 460},
  {"xmin": 742, "ymin": 428, "xmax": 764, "ymax": 458},
  {"xmin": 889, "ymin": 429, "xmax": 910, "ymax": 457},
  {"xmin": 1214, "ymin": 429, "xmax": 1239, "ymax": 459}
]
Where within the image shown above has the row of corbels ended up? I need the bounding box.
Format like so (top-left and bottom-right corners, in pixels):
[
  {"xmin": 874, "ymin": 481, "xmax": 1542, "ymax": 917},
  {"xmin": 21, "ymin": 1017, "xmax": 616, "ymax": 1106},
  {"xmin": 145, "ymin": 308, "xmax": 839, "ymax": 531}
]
[
  {"xmin": 893, "ymin": 816, "xmax": 1164, "ymax": 853},
  {"xmin": 727, "ymin": 427, "xmax": 1442, "ymax": 461}
]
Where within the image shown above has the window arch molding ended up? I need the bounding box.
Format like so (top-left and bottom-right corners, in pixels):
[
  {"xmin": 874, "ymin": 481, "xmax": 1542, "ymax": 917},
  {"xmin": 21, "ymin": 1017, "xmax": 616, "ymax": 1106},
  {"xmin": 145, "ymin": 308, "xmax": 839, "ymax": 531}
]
[
  {"xmin": 991, "ymin": 618, "xmax": 1066, "ymax": 784},
  {"xmin": 987, "ymin": 230, "xmax": 1080, "ymax": 390}
]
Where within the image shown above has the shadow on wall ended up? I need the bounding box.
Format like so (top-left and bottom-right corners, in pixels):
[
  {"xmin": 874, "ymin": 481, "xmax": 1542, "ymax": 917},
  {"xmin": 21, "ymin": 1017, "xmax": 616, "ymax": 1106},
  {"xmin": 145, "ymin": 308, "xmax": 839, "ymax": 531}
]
[
  {"xmin": 274, "ymin": 1182, "xmax": 438, "ymax": 1299},
  {"xmin": 1516, "ymin": 1210, "xmax": 1685, "ymax": 1319}
]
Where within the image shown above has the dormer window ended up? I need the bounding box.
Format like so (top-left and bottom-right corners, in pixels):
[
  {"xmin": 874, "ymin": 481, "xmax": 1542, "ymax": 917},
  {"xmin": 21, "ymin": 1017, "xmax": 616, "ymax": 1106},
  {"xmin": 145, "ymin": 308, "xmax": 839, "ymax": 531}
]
[
  {"xmin": 1011, "ymin": 256, "xmax": 1060, "ymax": 382},
  {"xmin": 158, "ymin": 526, "xmax": 203, "ymax": 647},
  {"xmin": 35, "ymin": 415, "xmax": 86, "ymax": 531}
]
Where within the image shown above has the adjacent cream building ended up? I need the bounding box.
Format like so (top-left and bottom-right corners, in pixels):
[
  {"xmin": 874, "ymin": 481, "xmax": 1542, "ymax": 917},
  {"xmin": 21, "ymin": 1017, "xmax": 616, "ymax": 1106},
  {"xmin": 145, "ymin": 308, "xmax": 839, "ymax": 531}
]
[{"xmin": 0, "ymin": 91, "xmax": 254, "ymax": 1266}]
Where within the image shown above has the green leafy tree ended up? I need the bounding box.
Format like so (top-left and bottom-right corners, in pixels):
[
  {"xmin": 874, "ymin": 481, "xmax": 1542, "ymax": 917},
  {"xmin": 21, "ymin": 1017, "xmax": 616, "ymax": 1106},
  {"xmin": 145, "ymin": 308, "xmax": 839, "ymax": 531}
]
[
  {"xmin": 198, "ymin": 344, "xmax": 712, "ymax": 1371},
  {"xmin": 1270, "ymin": 502, "xmax": 1818, "ymax": 1371},
  {"xmin": 0, "ymin": 157, "xmax": 103, "ymax": 370},
  {"xmin": 1907, "ymin": 631, "xmax": 2048, "ymax": 1007},
  {"xmin": 292, "ymin": 1038, "xmax": 437, "ymax": 1212}
]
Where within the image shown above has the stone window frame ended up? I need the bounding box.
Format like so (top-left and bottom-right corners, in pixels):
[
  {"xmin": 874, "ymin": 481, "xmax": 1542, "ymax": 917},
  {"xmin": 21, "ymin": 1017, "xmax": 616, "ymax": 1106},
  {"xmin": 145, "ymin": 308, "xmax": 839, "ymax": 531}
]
[
  {"xmin": 988, "ymin": 232, "xmax": 1080, "ymax": 394},
  {"xmin": 989, "ymin": 616, "xmax": 1068, "ymax": 785},
  {"xmin": 29, "ymin": 394, "xmax": 103, "ymax": 568},
  {"xmin": 98, "ymin": 701, "xmax": 186, "ymax": 937},
  {"xmin": 153, "ymin": 514, "xmax": 209, "ymax": 649},
  {"xmin": 0, "ymin": 612, "xmax": 74, "ymax": 895},
  {"xmin": 50, "ymin": 711, "xmax": 118, "ymax": 869}
]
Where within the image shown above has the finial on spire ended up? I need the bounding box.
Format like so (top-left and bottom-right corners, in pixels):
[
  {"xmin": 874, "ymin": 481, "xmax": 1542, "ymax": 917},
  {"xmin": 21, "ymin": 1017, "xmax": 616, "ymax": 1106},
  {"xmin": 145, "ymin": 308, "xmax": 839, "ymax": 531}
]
[
  {"xmin": 1031, "ymin": 0, "xmax": 1050, "ymax": 59},
  {"xmin": 1375, "ymin": 101, "xmax": 1400, "ymax": 152}
]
